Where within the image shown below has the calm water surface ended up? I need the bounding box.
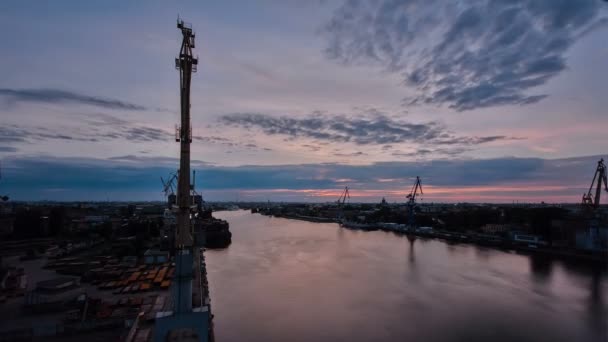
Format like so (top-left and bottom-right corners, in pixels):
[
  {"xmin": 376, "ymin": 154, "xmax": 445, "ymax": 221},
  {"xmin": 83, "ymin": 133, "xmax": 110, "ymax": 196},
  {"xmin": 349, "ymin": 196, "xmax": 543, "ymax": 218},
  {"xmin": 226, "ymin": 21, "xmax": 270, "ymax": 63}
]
[{"xmin": 207, "ymin": 210, "xmax": 607, "ymax": 342}]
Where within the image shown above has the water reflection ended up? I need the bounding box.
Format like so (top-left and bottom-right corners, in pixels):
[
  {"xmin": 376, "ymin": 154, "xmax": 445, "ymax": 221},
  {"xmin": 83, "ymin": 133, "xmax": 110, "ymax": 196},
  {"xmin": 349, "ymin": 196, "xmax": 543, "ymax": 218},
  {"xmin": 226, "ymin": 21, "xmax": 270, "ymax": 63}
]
[
  {"xmin": 588, "ymin": 268, "xmax": 607, "ymax": 338},
  {"xmin": 406, "ymin": 234, "xmax": 416, "ymax": 265},
  {"xmin": 529, "ymin": 255, "xmax": 553, "ymax": 283},
  {"xmin": 207, "ymin": 211, "xmax": 608, "ymax": 342}
]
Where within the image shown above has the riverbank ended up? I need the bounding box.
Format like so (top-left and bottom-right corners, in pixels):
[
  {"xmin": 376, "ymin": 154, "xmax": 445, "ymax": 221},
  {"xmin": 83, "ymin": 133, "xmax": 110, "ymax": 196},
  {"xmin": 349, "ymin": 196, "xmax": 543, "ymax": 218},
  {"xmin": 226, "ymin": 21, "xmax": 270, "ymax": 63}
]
[{"xmin": 258, "ymin": 212, "xmax": 607, "ymax": 264}]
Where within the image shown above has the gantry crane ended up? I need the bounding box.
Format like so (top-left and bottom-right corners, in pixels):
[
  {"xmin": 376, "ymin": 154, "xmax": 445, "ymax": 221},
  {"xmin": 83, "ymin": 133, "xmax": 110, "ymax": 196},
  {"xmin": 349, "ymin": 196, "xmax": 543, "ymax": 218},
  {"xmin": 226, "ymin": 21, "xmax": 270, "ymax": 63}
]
[
  {"xmin": 406, "ymin": 176, "xmax": 423, "ymax": 226},
  {"xmin": 582, "ymin": 158, "xmax": 607, "ymax": 208}
]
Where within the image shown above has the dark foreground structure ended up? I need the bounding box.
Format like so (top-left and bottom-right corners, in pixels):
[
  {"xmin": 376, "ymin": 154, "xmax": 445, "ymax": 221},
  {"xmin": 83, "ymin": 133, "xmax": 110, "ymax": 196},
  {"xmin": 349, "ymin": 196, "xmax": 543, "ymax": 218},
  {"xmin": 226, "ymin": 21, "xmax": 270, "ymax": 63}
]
[{"xmin": 153, "ymin": 19, "xmax": 215, "ymax": 342}]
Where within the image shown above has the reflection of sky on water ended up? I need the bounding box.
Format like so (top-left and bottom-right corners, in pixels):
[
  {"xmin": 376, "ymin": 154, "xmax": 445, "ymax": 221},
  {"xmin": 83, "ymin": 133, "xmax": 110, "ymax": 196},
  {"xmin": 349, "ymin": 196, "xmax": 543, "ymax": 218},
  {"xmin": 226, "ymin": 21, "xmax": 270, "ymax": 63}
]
[{"xmin": 207, "ymin": 211, "xmax": 607, "ymax": 342}]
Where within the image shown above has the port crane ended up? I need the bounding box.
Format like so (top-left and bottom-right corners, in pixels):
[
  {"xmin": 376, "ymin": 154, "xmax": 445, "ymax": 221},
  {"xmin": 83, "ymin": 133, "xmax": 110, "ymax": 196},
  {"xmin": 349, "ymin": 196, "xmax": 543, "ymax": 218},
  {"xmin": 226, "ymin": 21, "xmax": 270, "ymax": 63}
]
[
  {"xmin": 406, "ymin": 176, "xmax": 423, "ymax": 226},
  {"xmin": 582, "ymin": 158, "xmax": 607, "ymax": 208},
  {"xmin": 154, "ymin": 18, "xmax": 210, "ymax": 342},
  {"xmin": 161, "ymin": 171, "xmax": 178, "ymax": 198},
  {"xmin": 161, "ymin": 170, "xmax": 202, "ymax": 207},
  {"xmin": 337, "ymin": 186, "xmax": 350, "ymax": 205}
]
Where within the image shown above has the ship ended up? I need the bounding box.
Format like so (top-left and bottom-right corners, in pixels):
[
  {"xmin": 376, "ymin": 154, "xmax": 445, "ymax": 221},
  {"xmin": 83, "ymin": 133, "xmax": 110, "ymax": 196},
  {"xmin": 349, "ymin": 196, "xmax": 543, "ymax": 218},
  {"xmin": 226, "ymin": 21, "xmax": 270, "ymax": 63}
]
[
  {"xmin": 195, "ymin": 207, "xmax": 232, "ymax": 249},
  {"xmin": 339, "ymin": 220, "xmax": 378, "ymax": 231}
]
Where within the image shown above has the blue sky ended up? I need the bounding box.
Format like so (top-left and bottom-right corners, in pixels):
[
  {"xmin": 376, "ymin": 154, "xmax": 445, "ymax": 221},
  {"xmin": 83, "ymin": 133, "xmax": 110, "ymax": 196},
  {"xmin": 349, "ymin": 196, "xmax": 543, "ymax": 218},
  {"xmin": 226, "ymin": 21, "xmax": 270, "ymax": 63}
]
[{"xmin": 0, "ymin": 0, "xmax": 606, "ymax": 202}]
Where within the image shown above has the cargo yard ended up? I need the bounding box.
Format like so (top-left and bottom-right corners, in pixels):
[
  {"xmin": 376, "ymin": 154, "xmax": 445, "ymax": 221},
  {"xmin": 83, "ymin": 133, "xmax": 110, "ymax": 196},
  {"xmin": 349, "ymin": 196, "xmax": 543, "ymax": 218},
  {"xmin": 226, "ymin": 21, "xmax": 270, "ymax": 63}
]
[{"xmin": 0, "ymin": 211, "xmax": 216, "ymax": 341}]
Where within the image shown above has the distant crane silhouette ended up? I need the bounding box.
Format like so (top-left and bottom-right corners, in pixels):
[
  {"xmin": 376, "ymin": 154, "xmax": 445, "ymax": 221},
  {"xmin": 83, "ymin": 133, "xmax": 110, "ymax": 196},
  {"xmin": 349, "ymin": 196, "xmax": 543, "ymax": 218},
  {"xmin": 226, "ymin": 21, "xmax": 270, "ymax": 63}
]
[
  {"xmin": 161, "ymin": 171, "xmax": 179, "ymax": 198},
  {"xmin": 161, "ymin": 169, "xmax": 202, "ymax": 208},
  {"xmin": 337, "ymin": 186, "xmax": 350, "ymax": 205},
  {"xmin": 406, "ymin": 176, "xmax": 423, "ymax": 226},
  {"xmin": 582, "ymin": 158, "xmax": 607, "ymax": 208}
]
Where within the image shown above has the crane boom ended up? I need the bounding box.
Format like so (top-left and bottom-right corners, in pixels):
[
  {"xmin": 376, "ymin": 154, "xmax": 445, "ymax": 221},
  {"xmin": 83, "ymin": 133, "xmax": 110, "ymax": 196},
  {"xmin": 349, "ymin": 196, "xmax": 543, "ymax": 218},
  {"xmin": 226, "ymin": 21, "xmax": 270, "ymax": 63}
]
[
  {"xmin": 407, "ymin": 176, "xmax": 423, "ymax": 227},
  {"xmin": 407, "ymin": 176, "xmax": 423, "ymax": 200},
  {"xmin": 337, "ymin": 186, "xmax": 350, "ymax": 205},
  {"xmin": 583, "ymin": 158, "xmax": 607, "ymax": 208}
]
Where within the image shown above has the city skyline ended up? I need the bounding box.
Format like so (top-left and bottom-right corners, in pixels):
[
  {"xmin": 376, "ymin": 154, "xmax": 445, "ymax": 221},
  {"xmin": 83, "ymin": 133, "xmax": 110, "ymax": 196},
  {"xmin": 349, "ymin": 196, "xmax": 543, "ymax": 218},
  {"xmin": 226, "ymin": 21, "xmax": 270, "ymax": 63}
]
[{"xmin": 1, "ymin": 0, "xmax": 607, "ymax": 202}]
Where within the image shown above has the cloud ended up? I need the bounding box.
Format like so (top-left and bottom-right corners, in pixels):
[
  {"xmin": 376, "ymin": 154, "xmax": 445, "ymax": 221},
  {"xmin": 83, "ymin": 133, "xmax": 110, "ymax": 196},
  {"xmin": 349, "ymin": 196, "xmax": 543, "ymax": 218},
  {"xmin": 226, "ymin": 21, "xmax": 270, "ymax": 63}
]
[
  {"xmin": 0, "ymin": 88, "xmax": 147, "ymax": 110},
  {"xmin": 392, "ymin": 147, "xmax": 471, "ymax": 158},
  {"xmin": 122, "ymin": 127, "xmax": 170, "ymax": 142},
  {"xmin": 333, "ymin": 151, "xmax": 367, "ymax": 157},
  {"xmin": 0, "ymin": 122, "xmax": 167, "ymax": 144},
  {"xmin": 106, "ymin": 155, "xmax": 214, "ymax": 167},
  {"xmin": 302, "ymin": 144, "xmax": 322, "ymax": 152},
  {"xmin": 0, "ymin": 154, "xmax": 602, "ymax": 202},
  {"xmin": 0, "ymin": 125, "xmax": 99, "ymax": 143},
  {"xmin": 0, "ymin": 146, "xmax": 18, "ymax": 152},
  {"xmin": 2, "ymin": 110, "xmax": 260, "ymax": 154},
  {"xmin": 0, "ymin": 126, "xmax": 29, "ymax": 143},
  {"xmin": 322, "ymin": 0, "xmax": 607, "ymax": 111},
  {"xmin": 219, "ymin": 111, "xmax": 518, "ymax": 147}
]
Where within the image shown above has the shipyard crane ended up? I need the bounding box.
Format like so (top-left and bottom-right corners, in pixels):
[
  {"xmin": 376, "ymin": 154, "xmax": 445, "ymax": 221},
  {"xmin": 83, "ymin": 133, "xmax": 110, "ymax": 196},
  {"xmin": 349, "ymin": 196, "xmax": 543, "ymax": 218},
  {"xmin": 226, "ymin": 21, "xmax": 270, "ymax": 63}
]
[
  {"xmin": 154, "ymin": 18, "xmax": 210, "ymax": 342},
  {"xmin": 161, "ymin": 171, "xmax": 178, "ymax": 197},
  {"xmin": 406, "ymin": 176, "xmax": 423, "ymax": 227},
  {"xmin": 162, "ymin": 169, "xmax": 202, "ymax": 206},
  {"xmin": 337, "ymin": 186, "xmax": 350, "ymax": 205},
  {"xmin": 582, "ymin": 158, "xmax": 607, "ymax": 208}
]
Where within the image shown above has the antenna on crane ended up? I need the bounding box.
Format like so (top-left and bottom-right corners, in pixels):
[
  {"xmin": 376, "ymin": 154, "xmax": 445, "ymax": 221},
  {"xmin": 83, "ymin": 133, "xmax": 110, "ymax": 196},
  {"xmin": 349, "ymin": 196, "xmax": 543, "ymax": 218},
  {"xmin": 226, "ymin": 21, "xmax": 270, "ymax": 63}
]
[
  {"xmin": 582, "ymin": 158, "xmax": 607, "ymax": 208},
  {"xmin": 406, "ymin": 176, "xmax": 423, "ymax": 227}
]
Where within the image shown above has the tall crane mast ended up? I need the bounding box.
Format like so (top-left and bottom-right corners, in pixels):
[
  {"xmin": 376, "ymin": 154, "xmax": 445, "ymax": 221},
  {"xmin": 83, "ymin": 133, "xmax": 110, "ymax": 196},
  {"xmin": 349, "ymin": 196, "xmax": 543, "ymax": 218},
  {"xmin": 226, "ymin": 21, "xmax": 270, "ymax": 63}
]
[
  {"xmin": 406, "ymin": 176, "xmax": 423, "ymax": 227},
  {"xmin": 175, "ymin": 19, "xmax": 197, "ymax": 248},
  {"xmin": 154, "ymin": 19, "xmax": 210, "ymax": 342},
  {"xmin": 173, "ymin": 18, "xmax": 198, "ymax": 318},
  {"xmin": 583, "ymin": 158, "xmax": 607, "ymax": 208}
]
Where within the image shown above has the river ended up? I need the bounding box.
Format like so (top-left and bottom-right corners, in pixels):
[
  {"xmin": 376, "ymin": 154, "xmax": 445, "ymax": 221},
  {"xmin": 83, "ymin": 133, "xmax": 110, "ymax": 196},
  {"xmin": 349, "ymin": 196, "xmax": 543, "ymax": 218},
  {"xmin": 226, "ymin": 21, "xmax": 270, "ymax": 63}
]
[{"xmin": 206, "ymin": 210, "xmax": 607, "ymax": 342}]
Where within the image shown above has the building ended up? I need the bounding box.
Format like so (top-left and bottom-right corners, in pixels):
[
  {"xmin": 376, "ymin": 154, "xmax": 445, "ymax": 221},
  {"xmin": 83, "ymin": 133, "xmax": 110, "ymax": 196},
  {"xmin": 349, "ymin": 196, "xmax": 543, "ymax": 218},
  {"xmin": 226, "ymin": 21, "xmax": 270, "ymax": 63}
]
[
  {"xmin": 144, "ymin": 249, "xmax": 170, "ymax": 265},
  {"xmin": 481, "ymin": 223, "xmax": 512, "ymax": 234},
  {"xmin": 0, "ymin": 216, "xmax": 14, "ymax": 236}
]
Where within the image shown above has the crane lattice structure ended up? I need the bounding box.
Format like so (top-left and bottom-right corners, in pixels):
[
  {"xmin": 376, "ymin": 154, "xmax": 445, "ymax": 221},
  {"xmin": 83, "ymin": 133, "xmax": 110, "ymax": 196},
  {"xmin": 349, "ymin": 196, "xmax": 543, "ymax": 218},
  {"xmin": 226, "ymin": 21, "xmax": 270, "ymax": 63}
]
[
  {"xmin": 582, "ymin": 158, "xmax": 607, "ymax": 208},
  {"xmin": 337, "ymin": 186, "xmax": 350, "ymax": 205},
  {"xmin": 175, "ymin": 18, "xmax": 197, "ymax": 249},
  {"xmin": 162, "ymin": 169, "xmax": 202, "ymax": 208},
  {"xmin": 406, "ymin": 176, "xmax": 423, "ymax": 227},
  {"xmin": 154, "ymin": 18, "xmax": 209, "ymax": 342},
  {"xmin": 161, "ymin": 171, "xmax": 178, "ymax": 198}
]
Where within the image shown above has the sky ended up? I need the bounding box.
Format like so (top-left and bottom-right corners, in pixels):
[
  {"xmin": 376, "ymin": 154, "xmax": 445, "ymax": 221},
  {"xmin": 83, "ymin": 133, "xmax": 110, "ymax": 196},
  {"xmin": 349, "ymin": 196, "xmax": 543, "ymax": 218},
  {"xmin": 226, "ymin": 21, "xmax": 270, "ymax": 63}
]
[{"xmin": 0, "ymin": 0, "xmax": 607, "ymax": 202}]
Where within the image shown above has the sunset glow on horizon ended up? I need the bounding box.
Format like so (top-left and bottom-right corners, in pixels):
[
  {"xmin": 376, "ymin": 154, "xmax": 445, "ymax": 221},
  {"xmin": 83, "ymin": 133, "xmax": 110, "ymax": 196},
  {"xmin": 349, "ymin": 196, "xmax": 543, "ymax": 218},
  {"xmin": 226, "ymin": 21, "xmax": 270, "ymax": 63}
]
[{"xmin": 0, "ymin": 1, "xmax": 606, "ymax": 202}]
